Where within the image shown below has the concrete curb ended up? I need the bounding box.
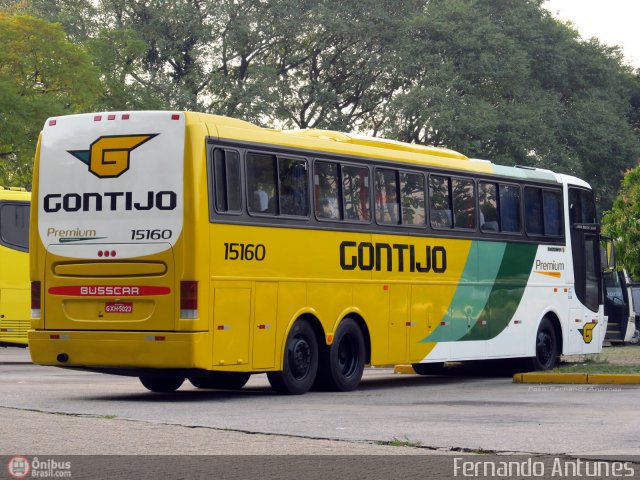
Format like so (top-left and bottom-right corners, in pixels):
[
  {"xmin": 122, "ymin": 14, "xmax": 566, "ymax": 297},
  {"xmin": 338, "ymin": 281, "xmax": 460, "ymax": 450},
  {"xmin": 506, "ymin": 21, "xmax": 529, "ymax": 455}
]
[
  {"xmin": 513, "ymin": 373, "xmax": 640, "ymax": 384},
  {"xmin": 394, "ymin": 365, "xmax": 416, "ymax": 374},
  {"xmin": 395, "ymin": 365, "xmax": 640, "ymax": 384}
]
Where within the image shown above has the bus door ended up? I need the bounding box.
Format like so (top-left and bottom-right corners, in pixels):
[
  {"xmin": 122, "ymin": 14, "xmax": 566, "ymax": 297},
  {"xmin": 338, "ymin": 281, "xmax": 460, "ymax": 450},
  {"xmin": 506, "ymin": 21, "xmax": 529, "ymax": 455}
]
[
  {"xmin": 568, "ymin": 188, "xmax": 602, "ymax": 351},
  {"xmin": 603, "ymin": 270, "xmax": 629, "ymax": 342}
]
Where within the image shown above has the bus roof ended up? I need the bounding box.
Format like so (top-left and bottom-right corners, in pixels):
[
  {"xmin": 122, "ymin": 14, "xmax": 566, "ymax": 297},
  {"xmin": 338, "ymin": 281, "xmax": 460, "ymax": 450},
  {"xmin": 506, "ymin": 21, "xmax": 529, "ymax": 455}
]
[
  {"xmin": 190, "ymin": 112, "xmax": 561, "ymax": 184},
  {"xmin": 0, "ymin": 186, "xmax": 30, "ymax": 201}
]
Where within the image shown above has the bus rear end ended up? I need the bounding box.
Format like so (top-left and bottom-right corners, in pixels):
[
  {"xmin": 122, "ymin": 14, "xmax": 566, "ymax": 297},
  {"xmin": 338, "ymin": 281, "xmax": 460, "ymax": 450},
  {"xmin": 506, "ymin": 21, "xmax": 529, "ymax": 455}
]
[{"xmin": 29, "ymin": 112, "xmax": 205, "ymax": 383}]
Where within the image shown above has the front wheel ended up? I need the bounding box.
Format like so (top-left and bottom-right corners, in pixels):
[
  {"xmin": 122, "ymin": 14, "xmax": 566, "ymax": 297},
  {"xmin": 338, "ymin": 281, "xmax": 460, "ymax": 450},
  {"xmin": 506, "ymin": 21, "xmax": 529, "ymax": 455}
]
[
  {"xmin": 267, "ymin": 319, "xmax": 318, "ymax": 395},
  {"xmin": 139, "ymin": 373, "xmax": 185, "ymax": 392},
  {"xmin": 189, "ymin": 371, "xmax": 251, "ymax": 390},
  {"xmin": 529, "ymin": 317, "xmax": 559, "ymax": 371}
]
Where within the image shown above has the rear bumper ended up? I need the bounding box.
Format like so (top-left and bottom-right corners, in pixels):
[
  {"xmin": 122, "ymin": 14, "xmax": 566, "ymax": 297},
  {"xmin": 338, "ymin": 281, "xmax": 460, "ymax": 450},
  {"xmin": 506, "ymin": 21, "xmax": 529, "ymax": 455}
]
[{"xmin": 29, "ymin": 330, "xmax": 208, "ymax": 370}]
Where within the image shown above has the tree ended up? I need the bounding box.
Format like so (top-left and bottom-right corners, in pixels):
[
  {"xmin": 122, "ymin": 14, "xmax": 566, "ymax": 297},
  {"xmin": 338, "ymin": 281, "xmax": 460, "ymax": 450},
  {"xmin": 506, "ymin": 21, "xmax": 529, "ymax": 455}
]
[
  {"xmin": 6, "ymin": 0, "xmax": 640, "ymax": 209},
  {"xmin": 0, "ymin": 13, "xmax": 101, "ymax": 186},
  {"xmin": 602, "ymin": 166, "xmax": 640, "ymax": 279},
  {"xmin": 377, "ymin": 0, "xmax": 640, "ymax": 209}
]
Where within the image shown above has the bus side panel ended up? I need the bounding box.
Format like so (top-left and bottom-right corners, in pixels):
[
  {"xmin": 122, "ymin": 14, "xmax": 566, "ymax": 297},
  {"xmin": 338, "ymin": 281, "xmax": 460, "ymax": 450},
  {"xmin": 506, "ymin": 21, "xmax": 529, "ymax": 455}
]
[
  {"xmin": 211, "ymin": 287, "xmax": 251, "ymax": 366},
  {"xmin": 353, "ymin": 283, "xmax": 388, "ymax": 364},
  {"xmin": 252, "ymin": 282, "xmax": 278, "ymax": 369},
  {"xmin": 387, "ymin": 284, "xmax": 408, "ymax": 364}
]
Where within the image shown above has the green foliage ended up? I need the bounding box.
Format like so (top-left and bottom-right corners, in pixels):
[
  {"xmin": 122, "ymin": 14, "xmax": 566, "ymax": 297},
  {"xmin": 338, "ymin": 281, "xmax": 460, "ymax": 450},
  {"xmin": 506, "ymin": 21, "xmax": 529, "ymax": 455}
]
[
  {"xmin": 0, "ymin": 12, "xmax": 101, "ymax": 186},
  {"xmin": 602, "ymin": 166, "xmax": 640, "ymax": 278},
  {"xmin": 0, "ymin": 0, "xmax": 638, "ymax": 208}
]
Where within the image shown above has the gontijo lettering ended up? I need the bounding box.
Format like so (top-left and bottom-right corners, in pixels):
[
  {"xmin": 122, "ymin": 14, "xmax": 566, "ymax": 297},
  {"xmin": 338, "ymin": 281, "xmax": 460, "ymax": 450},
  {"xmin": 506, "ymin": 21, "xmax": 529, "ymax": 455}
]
[
  {"xmin": 340, "ymin": 241, "xmax": 447, "ymax": 273},
  {"xmin": 43, "ymin": 191, "xmax": 177, "ymax": 213}
]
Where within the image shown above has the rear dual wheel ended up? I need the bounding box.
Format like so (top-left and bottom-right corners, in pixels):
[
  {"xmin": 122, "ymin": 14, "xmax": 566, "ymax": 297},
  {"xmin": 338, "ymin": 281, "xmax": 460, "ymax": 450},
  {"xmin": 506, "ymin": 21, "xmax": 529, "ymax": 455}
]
[
  {"xmin": 314, "ymin": 317, "xmax": 366, "ymax": 392},
  {"xmin": 139, "ymin": 373, "xmax": 185, "ymax": 392},
  {"xmin": 267, "ymin": 319, "xmax": 319, "ymax": 395}
]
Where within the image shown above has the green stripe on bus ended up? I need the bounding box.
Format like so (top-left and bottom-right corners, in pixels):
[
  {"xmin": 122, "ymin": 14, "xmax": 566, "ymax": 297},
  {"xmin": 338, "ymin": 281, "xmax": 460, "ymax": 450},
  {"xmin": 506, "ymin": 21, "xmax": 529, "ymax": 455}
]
[
  {"xmin": 461, "ymin": 242, "xmax": 538, "ymax": 341},
  {"xmin": 420, "ymin": 242, "xmax": 537, "ymax": 343}
]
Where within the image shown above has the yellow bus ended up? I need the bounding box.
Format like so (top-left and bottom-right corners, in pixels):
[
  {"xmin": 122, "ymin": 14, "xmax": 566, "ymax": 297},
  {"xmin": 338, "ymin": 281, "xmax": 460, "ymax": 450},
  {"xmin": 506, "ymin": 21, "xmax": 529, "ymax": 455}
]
[
  {"xmin": 29, "ymin": 112, "xmax": 607, "ymax": 394},
  {"xmin": 0, "ymin": 187, "xmax": 30, "ymax": 347}
]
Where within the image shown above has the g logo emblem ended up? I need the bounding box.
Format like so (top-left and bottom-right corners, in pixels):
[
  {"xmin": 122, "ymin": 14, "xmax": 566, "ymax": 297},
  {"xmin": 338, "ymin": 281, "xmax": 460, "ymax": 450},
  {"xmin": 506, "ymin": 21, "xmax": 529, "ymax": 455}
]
[
  {"xmin": 579, "ymin": 322, "xmax": 597, "ymax": 344},
  {"xmin": 69, "ymin": 134, "xmax": 158, "ymax": 178}
]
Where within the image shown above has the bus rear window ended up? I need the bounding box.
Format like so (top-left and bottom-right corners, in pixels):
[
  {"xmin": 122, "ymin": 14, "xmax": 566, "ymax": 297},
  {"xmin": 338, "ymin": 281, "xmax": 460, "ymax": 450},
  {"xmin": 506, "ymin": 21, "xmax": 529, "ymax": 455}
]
[
  {"xmin": 0, "ymin": 203, "xmax": 29, "ymax": 251},
  {"xmin": 213, "ymin": 149, "xmax": 242, "ymax": 213}
]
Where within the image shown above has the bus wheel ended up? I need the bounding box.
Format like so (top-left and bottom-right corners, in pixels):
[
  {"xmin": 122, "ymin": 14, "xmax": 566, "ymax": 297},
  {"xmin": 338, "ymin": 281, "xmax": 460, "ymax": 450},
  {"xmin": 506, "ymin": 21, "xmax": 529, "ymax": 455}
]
[
  {"xmin": 267, "ymin": 319, "xmax": 318, "ymax": 395},
  {"xmin": 530, "ymin": 317, "xmax": 558, "ymax": 371},
  {"xmin": 315, "ymin": 318, "xmax": 365, "ymax": 392},
  {"xmin": 139, "ymin": 373, "xmax": 185, "ymax": 392},
  {"xmin": 189, "ymin": 372, "xmax": 251, "ymax": 390},
  {"xmin": 412, "ymin": 362, "xmax": 445, "ymax": 375}
]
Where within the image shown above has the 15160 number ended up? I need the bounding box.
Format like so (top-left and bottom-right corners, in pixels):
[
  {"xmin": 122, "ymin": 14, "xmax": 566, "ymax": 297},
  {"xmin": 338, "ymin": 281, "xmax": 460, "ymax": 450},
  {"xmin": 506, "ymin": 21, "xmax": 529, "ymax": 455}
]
[
  {"xmin": 131, "ymin": 229, "xmax": 172, "ymax": 240},
  {"xmin": 224, "ymin": 243, "xmax": 266, "ymax": 261}
]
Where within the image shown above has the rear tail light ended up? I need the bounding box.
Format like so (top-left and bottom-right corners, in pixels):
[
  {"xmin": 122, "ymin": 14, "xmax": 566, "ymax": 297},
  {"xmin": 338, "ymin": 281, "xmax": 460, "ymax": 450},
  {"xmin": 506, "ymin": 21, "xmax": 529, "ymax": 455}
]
[
  {"xmin": 180, "ymin": 281, "xmax": 197, "ymax": 319},
  {"xmin": 31, "ymin": 281, "xmax": 41, "ymax": 318}
]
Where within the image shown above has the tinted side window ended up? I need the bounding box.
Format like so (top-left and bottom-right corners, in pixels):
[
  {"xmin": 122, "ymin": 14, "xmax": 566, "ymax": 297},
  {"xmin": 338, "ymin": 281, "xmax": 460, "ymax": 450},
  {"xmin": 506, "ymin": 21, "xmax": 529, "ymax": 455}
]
[
  {"xmin": 524, "ymin": 187, "xmax": 544, "ymax": 235},
  {"xmin": 569, "ymin": 188, "xmax": 596, "ymax": 224},
  {"xmin": 499, "ymin": 184, "xmax": 521, "ymax": 233},
  {"xmin": 400, "ymin": 172, "xmax": 426, "ymax": 226},
  {"xmin": 543, "ymin": 190, "xmax": 563, "ymax": 236},
  {"xmin": 279, "ymin": 158, "xmax": 309, "ymax": 216},
  {"xmin": 314, "ymin": 161, "xmax": 341, "ymax": 220},
  {"xmin": 452, "ymin": 178, "xmax": 476, "ymax": 230},
  {"xmin": 429, "ymin": 175, "xmax": 452, "ymax": 228},
  {"xmin": 247, "ymin": 153, "xmax": 277, "ymax": 214},
  {"xmin": 0, "ymin": 203, "xmax": 29, "ymax": 251},
  {"xmin": 213, "ymin": 149, "xmax": 242, "ymax": 213},
  {"xmin": 342, "ymin": 165, "xmax": 370, "ymax": 222},
  {"xmin": 479, "ymin": 182, "xmax": 499, "ymax": 232},
  {"xmin": 375, "ymin": 169, "xmax": 399, "ymax": 225}
]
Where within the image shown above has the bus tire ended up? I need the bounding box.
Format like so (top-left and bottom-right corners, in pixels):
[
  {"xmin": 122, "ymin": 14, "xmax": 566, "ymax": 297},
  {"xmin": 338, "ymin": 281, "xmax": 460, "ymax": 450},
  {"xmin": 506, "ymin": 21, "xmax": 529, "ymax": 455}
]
[
  {"xmin": 529, "ymin": 317, "xmax": 558, "ymax": 371},
  {"xmin": 267, "ymin": 319, "xmax": 318, "ymax": 395},
  {"xmin": 139, "ymin": 373, "xmax": 185, "ymax": 392},
  {"xmin": 412, "ymin": 362, "xmax": 446, "ymax": 375},
  {"xmin": 189, "ymin": 372, "xmax": 251, "ymax": 390},
  {"xmin": 315, "ymin": 317, "xmax": 365, "ymax": 392}
]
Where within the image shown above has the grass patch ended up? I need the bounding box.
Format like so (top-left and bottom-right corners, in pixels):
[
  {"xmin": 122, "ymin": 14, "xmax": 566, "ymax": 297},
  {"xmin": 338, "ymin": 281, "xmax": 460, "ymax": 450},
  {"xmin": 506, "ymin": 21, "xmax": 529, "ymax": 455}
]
[
  {"xmin": 554, "ymin": 345, "xmax": 640, "ymax": 373},
  {"xmin": 98, "ymin": 415, "xmax": 117, "ymax": 420},
  {"xmin": 376, "ymin": 437, "xmax": 423, "ymax": 448},
  {"xmin": 552, "ymin": 361, "xmax": 640, "ymax": 375}
]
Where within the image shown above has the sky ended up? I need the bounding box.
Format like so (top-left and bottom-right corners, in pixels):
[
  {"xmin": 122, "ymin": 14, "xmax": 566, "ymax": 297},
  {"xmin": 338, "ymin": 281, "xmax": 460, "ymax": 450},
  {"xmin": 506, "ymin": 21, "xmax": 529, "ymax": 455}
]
[{"xmin": 543, "ymin": 0, "xmax": 640, "ymax": 69}]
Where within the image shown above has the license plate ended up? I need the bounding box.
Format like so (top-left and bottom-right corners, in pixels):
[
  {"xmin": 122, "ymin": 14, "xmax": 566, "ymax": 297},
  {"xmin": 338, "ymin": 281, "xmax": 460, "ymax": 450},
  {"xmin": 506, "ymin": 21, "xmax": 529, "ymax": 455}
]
[{"xmin": 105, "ymin": 302, "xmax": 133, "ymax": 313}]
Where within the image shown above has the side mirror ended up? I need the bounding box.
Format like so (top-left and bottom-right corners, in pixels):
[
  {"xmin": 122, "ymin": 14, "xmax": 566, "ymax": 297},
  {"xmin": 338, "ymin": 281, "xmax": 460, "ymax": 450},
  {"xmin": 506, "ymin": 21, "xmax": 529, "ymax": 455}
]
[{"xmin": 600, "ymin": 236, "xmax": 616, "ymax": 272}]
